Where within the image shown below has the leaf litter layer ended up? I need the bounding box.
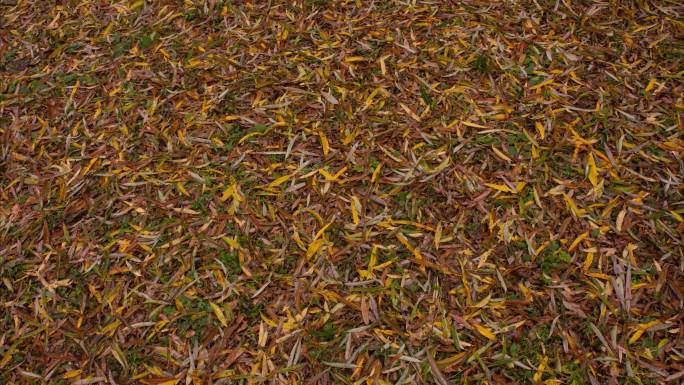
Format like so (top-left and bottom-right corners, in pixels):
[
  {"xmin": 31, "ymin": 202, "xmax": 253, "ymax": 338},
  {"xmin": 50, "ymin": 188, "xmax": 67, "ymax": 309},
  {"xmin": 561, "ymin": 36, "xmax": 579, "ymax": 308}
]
[{"xmin": 1, "ymin": 0, "xmax": 683, "ymax": 384}]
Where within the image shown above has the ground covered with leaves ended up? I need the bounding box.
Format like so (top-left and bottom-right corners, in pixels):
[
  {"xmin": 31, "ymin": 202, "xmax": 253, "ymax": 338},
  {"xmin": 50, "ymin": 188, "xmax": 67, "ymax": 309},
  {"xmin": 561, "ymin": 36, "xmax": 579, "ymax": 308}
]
[{"xmin": 1, "ymin": 0, "xmax": 683, "ymax": 384}]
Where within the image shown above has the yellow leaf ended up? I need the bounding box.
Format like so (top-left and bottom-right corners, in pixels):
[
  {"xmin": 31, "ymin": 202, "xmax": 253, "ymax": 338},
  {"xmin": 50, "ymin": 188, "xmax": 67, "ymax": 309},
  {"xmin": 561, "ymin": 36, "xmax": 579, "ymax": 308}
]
[
  {"xmin": 128, "ymin": 0, "xmax": 145, "ymax": 11},
  {"xmin": 111, "ymin": 345, "xmax": 128, "ymax": 369},
  {"xmin": 491, "ymin": 146, "xmax": 512, "ymax": 163},
  {"xmin": 644, "ymin": 77, "xmax": 657, "ymax": 94},
  {"xmin": 396, "ymin": 232, "xmax": 423, "ymax": 261},
  {"xmin": 568, "ymin": 232, "xmax": 589, "ymax": 253},
  {"xmin": 477, "ymin": 248, "xmax": 495, "ymax": 268},
  {"xmin": 319, "ymin": 130, "xmax": 330, "ymax": 155},
  {"xmin": 390, "ymin": 220, "xmax": 435, "ymax": 232},
  {"xmin": 371, "ymin": 162, "xmax": 383, "ymax": 183},
  {"xmin": 368, "ymin": 245, "xmax": 378, "ymax": 271},
  {"xmin": 221, "ymin": 236, "xmax": 240, "ymax": 249},
  {"xmin": 210, "ymin": 302, "xmax": 228, "ymax": 328},
  {"xmin": 147, "ymin": 320, "xmax": 170, "ymax": 342},
  {"xmin": 587, "ymin": 152, "xmax": 599, "ymax": 187},
  {"xmin": 583, "ymin": 252, "xmax": 594, "ymax": 271},
  {"xmin": 364, "ymin": 88, "xmax": 384, "ymax": 108},
  {"xmin": 563, "ymin": 193, "xmax": 586, "ymax": 217},
  {"xmin": 474, "ymin": 323, "xmax": 496, "ymax": 340},
  {"xmin": 108, "ymin": 87, "xmax": 121, "ymax": 97},
  {"xmin": 471, "ymin": 293, "xmax": 492, "ymax": 308},
  {"xmin": 306, "ymin": 238, "xmax": 326, "ymax": 259},
  {"xmin": 436, "ymin": 352, "xmax": 466, "ymax": 366},
  {"xmin": 533, "ymin": 356, "xmax": 548, "ymax": 382},
  {"xmin": 585, "ymin": 272, "xmax": 610, "ymax": 280},
  {"xmin": 319, "ymin": 166, "xmax": 348, "ymax": 182},
  {"xmin": 535, "ymin": 121, "xmax": 545, "ymax": 139},
  {"xmin": 344, "ymin": 56, "xmax": 365, "ymax": 63},
  {"xmin": 350, "ymin": 196, "xmax": 360, "ymax": 225},
  {"xmin": 523, "ymin": 128, "xmax": 539, "ymax": 147},
  {"xmin": 238, "ymin": 250, "xmax": 252, "ymax": 277},
  {"xmin": 333, "ymin": 166, "xmax": 348, "ymax": 180},
  {"xmin": 671, "ymin": 210, "xmax": 683, "ymax": 222},
  {"xmin": 99, "ymin": 320, "xmax": 121, "ymax": 336},
  {"xmin": 313, "ymin": 220, "xmax": 334, "ymax": 241},
  {"xmin": 485, "ymin": 183, "xmax": 516, "ymax": 194},
  {"xmin": 515, "ymin": 182, "xmax": 527, "ymax": 193},
  {"xmin": 342, "ymin": 129, "xmax": 359, "ymax": 145},
  {"xmin": 101, "ymin": 22, "xmax": 113, "ymax": 37},
  {"xmin": 530, "ymin": 77, "xmax": 554, "ymax": 91},
  {"xmin": 429, "ymin": 156, "xmax": 450, "ymax": 173},
  {"xmin": 238, "ymin": 130, "xmax": 265, "ymax": 144},
  {"xmin": 176, "ymin": 182, "xmax": 189, "ymax": 196},
  {"xmin": 220, "ymin": 183, "xmax": 236, "ymax": 202},
  {"xmin": 628, "ymin": 329, "xmax": 645, "ymax": 345},
  {"xmin": 629, "ymin": 320, "xmax": 661, "ymax": 344},
  {"xmin": 400, "ymin": 103, "xmax": 421, "ymax": 122},
  {"xmin": 156, "ymin": 379, "xmax": 180, "ymax": 385},
  {"xmin": 269, "ymin": 174, "xmax": 292, "ymax": 188},
  {"xmin": 319, "ymin": 168, "xmax": 337, "ymax": 181},
  {"xmin": 260, "ymin": 312, "xmax": 278, "ymax": 328},
  {"xmin": 62, "ymin": 369, "xmax": 83, "ymax": 379},
  {"xmin": 461, "ymin": 120, "xmax": 487, "ymax": 129},
  {"xmin": 0, "ymin": 353, "xmax": 12, "ymax": 368},
  {"xmin": 80, "ymin": 158, "xmax": 98, "ymax": 177},
  {"xmin": 434, "ymin": 222, "xmax": 442, "ymax": 250}
]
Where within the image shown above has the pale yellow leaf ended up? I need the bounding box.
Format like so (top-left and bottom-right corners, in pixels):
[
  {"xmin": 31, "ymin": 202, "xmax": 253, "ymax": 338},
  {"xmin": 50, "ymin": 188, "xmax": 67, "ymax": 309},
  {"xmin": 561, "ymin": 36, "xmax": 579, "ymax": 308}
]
[
  {"xmin": 587, "ymin": 152, "xmax": 599, "ymax": 187},
  {"xmin": 400, "ymin": 103, "xmax": 421, "ymax": 122},
  {"xmin": 471, "ymin": 293, "xmax": 492, "ymax": 308},
  {"xmin": 492, "ymin": 146, "xmax": 512, "ymax": 163},
  {"xmin": 429, "ymin": 156, "xmax": 450, "ymax": 173},
  {"xmin": 474, "ymin": 323, "xmax": 496, "ymax": 340},
  {"xmin": 379, "ymin": 55, "xmax": 387, "ymax": 75},
  {"xmin": 434, "ymin": 222, "xmax": 442, "ymax": 250},
  {"xmin": 210, "ymin": 302, "xmax": 228, "ymax": 327},
  {"xmin": 461, "ymin": 120, "xmax": 487, "ymax": 129},
  {"xmin": 616, "ymin": 209, "xmax": 627, "ymax": 232}
]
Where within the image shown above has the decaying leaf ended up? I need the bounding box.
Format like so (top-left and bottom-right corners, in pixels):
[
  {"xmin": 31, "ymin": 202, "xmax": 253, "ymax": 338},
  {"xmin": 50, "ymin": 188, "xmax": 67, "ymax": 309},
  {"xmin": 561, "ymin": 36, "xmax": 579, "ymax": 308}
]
[{"xmin": 1, "ymin": 2, "xmax": 680, "ymax": 385}]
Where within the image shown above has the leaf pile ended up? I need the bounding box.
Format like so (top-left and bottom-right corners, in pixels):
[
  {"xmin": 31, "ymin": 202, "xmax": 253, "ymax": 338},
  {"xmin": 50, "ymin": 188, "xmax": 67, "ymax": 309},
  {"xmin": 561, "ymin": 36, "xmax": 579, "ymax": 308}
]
[{"xmin": 1, "ymin": 1, "xmax": 683, "ymax": 384}]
